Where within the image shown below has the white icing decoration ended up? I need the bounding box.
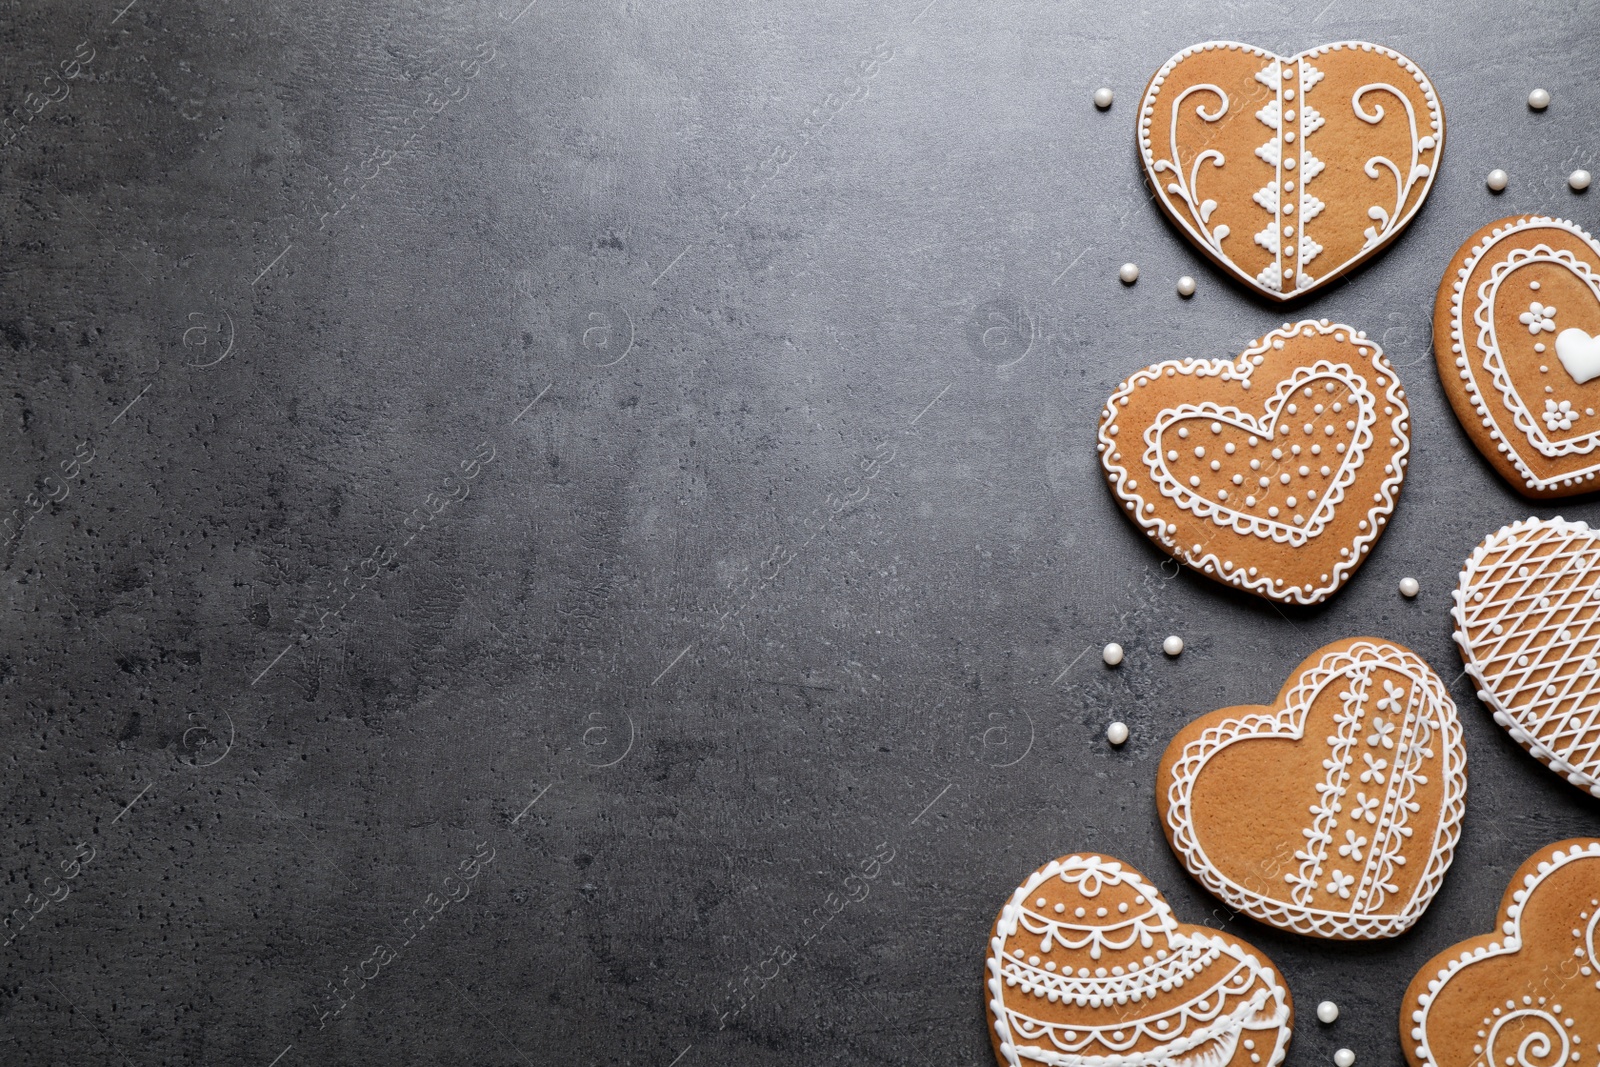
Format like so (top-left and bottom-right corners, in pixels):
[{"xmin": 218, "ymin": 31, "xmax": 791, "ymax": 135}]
[
  {"xmin": 1139, "ymin": 41, "xmax": 1442, "ymax": 302},
  {"xmin": 1454, "ymin": 517, "xmax": 1600, "ymax": 796},
  {"xmin": 986, "ymin": 855, "xmax": 1292, "ymax": 1067},
  {"xmin": 1542, "ymin": 399, "xmax": 1578, "ymax": 431},
  {"xmin": 1555, "ymin": 327, "xmax": 1600, "ymax": 384},
  {"xmin": 1408, "ymin": 841, "xmax": 1600, "ymax": 1067},
  {"xmin": 1447, "ymin": 217, "xmax": 1600, "ymax": 490},
  {"xmin": 1163, "ymin": 640, "xmax": 1465, "ymax": 939},
  {"xmin": 1098, "ymin": 320, "xmax": 1409, "ymax": 605}
]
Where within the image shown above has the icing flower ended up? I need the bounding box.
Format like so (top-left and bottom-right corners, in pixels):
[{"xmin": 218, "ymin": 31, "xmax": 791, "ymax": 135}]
[
  {"xmin": 1374, "ymin": 678, "xmax": 1408, "ymax": 714},
  {"xmin": 1360, "ymin": 753, "xmax": 1388, "ymax": 784},
  {"xmin": 1337, "ymin": 829, "xmax": 1367, "ymax": 861},
  {"xmin": 1325, "ymin": 869, "xmax": 1355, "ymax": 898},
  {"xmin": 1351, "ymin": 791, "xmax": 1381, "ymax": 823},
  {"xmin": 1520, "ymin": 301, "xmax": 1558, "ymax": 335},
  {"xmin": 1366, "ymin": 716, "xmax": 1396, "ymax": 749},
  {"xmin": 1543, "ymin": 399, "xmax": 1578, "ymax": 432}
]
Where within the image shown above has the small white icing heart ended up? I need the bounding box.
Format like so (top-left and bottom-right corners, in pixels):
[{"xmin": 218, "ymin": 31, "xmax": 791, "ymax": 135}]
[{"xmin": 1555, "ymin": 327, "xmax": 1600, "ymax": 385}]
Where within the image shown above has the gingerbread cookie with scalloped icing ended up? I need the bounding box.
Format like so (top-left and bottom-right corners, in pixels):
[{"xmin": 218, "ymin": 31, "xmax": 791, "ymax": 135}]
[
  {"xmin": 1401, "ymin": 839, "xmax": 1600, "ymax": 1067},
  {"xmin": 1157, "ymin": 637, "xmax": 1466, "ymax": 940},
  {"xmin": 985, "ymin": 853, "xmax": 1292, "ymax": 1067},
  {"xmin": 1140, "ymin": 40, "xmax": 1442, "ymax": 302},
  {"xmin": 1435, "ymin": 215, "xmax": 1600, "ymax": 497},
  {"xmin": 1098, "ymin": 319, "xmax": 1410, "ymax": 604}
]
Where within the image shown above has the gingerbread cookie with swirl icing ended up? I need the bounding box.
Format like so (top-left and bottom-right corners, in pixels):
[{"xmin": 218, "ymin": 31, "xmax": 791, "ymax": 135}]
[
  {"xmin": 1140, "ymin": 40, "xmax": 1443, "ymax": 301},
  {"xmin": 985, "ymin": 853, "xmax": 1292, "ymax": 1067},
  {"xmin": 1402, "ymin": 839, "xmax": 1600, "ymax": 1067},
  {"xmin": 1098, "ymin": 319, "xmax": 1410, "ymax": 605},
  {"xmin": 1434, "ymin": 215, "xmax": 1600, "ymax": 497}
]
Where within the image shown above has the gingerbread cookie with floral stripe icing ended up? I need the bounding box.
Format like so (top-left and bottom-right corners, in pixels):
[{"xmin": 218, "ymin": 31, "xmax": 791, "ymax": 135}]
[
  {"xmin": 1402, "ymin": 839, "xmax": 1600, "ymax": 1067},
  {"xmin": 1157, "ymin": 638, "xmax": 1466, "ymax": 940},
  {"xmin": 985, "ymin": 853, "xmax": 1292, "ymax": 1067},
  {"xmin": 1098, "ymin": 319, "xmax": 1410, "ymax": 605},
  {"xmin": 1140, "ymin": 40, "xmax": 1443, "ymax": 301},
  {"xmin": 1434, "ymin": 215, "xmax": 1600, "ymax": 496}
]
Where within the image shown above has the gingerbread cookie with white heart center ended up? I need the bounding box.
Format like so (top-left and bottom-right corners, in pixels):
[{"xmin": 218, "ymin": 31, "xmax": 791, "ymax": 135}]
[
  {"xmin": 1454, "ymin": 516, "xmax": 1600, "ymax": 797},
  {"xmin": 1098, "ymin": 319, "xmax": 1410, "ymax": 605},
  {"xmin": 985, "ymin": 853, "xmax": 1293, "ymax": 1067},
  {"xmin": 1435, "ymin": 216, "xmax": 1600, "ymax": 497},
  {"xmin": 1402, "ymin": 839, "xmax": 1600, "ymax": 1067},
  {"xmin": 1157, "ymin": 638, "xmax": 1466, "ymax": 940},
  {"xmin": 1140, "ymin": 40, "xmax": 1443, "ymax": 302}
]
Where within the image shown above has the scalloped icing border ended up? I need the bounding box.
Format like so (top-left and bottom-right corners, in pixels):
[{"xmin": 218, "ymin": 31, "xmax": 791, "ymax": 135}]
[
  {"xmin": 1447, "ymin": 216, "xmax": 1600, "ymax": 493},
  {"xmin": 1163, "ymin": 640, "xmax": 1466, "ymax": 939},
  {"xmin": 1098, "ymin": 319, "xmax": 1410, "ymax": 605},
  {"xmin": 1140, "ymin": 40, "xmax": 1443, "ymax": 302},
  {"xmin": 1452, "ymin": 515, "xmax": 1600, "ymax": 797},
  {"xmin": 1406, "ymin": 839, "xmax": 1600, "ymax": 1067}
]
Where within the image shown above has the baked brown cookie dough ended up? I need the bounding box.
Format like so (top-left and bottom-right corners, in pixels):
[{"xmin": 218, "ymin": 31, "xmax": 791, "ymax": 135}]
[
  {"xmin": 1140, "ymin": 41, "xmax": 1442, "ymax": 301},
  {"xmin": 985, "ymin": 853, "xmax": 1292, "ymax": 1067},
  {"xmin": 1098, "ymin": 319, "xmax": 1410, "ymax": 605},
  {"xmin": 1157, "ymin": 637, "xmax": 1466, "ymax": 940},
  {"xmin": 1402, "ymin": 839, "xmax": 1600, "ymax": 1067},
  {"xmin": 1435, "ymin": 215, "xmax": 1600, "ymax": 496}
]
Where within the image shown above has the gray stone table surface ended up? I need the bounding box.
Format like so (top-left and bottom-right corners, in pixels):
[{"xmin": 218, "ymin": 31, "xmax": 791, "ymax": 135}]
[{"xmin": 2, "ymin": 0, "xmax": 1598, "ymax": 1063}]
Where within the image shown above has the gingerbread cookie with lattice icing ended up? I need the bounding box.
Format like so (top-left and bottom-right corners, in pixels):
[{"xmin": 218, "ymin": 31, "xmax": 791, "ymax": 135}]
[
  {"xmin": 1435, "ymin": 216, "xmax": 1600, "ymax": 497},
  {"xmin": 1140, "ymin": 40, "xmax": 1442, "ymax": 302},
  {"xmin": 1402, "ymin": 839, "xmax": 1600, "ymax": 1067},
  {"xmin": 1454, "ymin": 516, "xmax": 1600, "ymax": 796},
  {"xmin": 1098, "ymin": 319, "xmax": 1410, "ymax": 605},
  {"xmin": 1157, "ymin": 638, "xmax": 1466, "ymax": 940},
  {"xmin": 985, "ymin": 853, "xmax": 1292, "ymax": 1067}
]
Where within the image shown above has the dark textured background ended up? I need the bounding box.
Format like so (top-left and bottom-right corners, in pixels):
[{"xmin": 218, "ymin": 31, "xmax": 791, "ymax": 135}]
[{"xmin": 2, "ymin": 0, "xmax": 1598, "ymax": 1063}]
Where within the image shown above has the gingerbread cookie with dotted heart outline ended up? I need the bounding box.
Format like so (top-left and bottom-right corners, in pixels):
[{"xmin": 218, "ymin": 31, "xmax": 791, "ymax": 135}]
[
  {"xmin": 985, "ymin": 853, "xmax": 1293, "ymax": 1067},
  {"xmin": 1435, "ymin": 215, "xmax": 1600, "ymax": 497},
  {"xmin": 1098, "ymin": 319, "xmax": 1410, "ymax": 605},
  {"xmin": 1454, "ymin": 516, "xmax": 1600, "ymax": 797},
  {"xmin": 1158, "ymin": 637, "xmax": 1466, "ymax": 940},
  {"xmin": 1140, "ymin": 40, "xmax": 1443, "ymax": 302},
  {"xmin": 1402, "ymin": 839, "xmax": 1600, "ymax": 1067}
]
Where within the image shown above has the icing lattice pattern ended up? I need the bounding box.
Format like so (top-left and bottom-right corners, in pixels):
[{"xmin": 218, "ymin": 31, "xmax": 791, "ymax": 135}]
[{"xmin": 1455, "ymin": 517, "xmax": 1600, "ymax": 796}]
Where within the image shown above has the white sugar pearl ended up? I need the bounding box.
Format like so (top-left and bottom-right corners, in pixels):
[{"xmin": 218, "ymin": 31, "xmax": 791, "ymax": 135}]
[
  {"xmin": 1333, "ymin": 1050, "xmax": 1355, "ymax": 1067},
  {"xmin": 1571, "ymin": 169, "xmax": 1592, "ymax": 191},
  {"xmin": 1399, "ymin": 577, "xmax": 1420, "ymax": 598},
  {"xmin": 1317, "ymin": 1000, "xmax": 1339, "ymax": 1024},
  {"xmin": 1176, "ymin": 275, "xmax": 1196, "ymax": 298},
  {"xmin": 1106, "ymin": 721, "xmax": 1129, "ymax": 745},
  {"xmin": 1102, "ymin": 642, "xmax": 1124, "ymax": 666},
  {"xmin": 1093, "ymin": 86, "xmax": 1114, "ymax": 109},
  {"xmin": 1119, "ymin": 262, "xmax": 1140, "ymax": 285},
  {"xmin": 1486, "ymin": 168, "xmax": 1508, "ymax": 192},
  {"xmin": 1529, "ymin": 88, "xmax": 1550, "ymax": 110},
  {"xmin": 1163, "ymin": 634, "xmax": 1184, "ymax": 656}
]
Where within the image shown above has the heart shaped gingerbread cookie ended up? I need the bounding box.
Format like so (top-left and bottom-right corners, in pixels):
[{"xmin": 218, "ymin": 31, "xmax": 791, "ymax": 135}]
[
  {"xmin": 986, "ymin": 853, "xmax": 1292, "ymax": 1067},
  {"xmin": 1098, "ymin": 319, "xmax": 1410, "ymax": 604},
  {"xmin": 1158, "ymin": 638, "xmax": 1466, "ymax": 940},
  {"xmin": 1454, "ymin": 516, "xmax": 1600, "ymax": 797},
  {"xmin": 1140, "ymin": 41, "xmax": 1443, "ymax": 301},
  {"xmin": 1435, "ymin": 216, "xmax": 1600, "ymax": 497},
  {"xmin": 1402, "ymin": 839, "xmax": 1600, "ymax": 1067}
]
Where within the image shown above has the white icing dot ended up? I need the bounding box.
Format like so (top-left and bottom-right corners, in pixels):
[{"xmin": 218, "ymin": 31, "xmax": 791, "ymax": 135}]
[
  {"xmin": 1178, "ymin": 427, "xmax": 1188, "ymax": 438},
  {"xmin": 1106, "ymin": 721, "xmax": 1129, "ymax": 745},
  {"xmin": 1093, "ymin": 86, "xmax": 1114, "ymax": 109},
  {"xmin": 1224, "ymin": 442, "xmax": 1235, "ymax": 454},
  {"xmin": 1119, "ymin": 262, "xmax": 1140, "ymax": 284},
  {"xmin": 1399, "ymin": 577, "xmax": 1419, "ymax": 598},
  {"xmin": 1102, "ymin": 642, "xmax": 1124, "ymax": 666},
  {"xmin": 1529, "ymin": 87, "xmax": 1550, "ymax": 110},
  {"xmin": 1163, "ymin": 635, "xmax": 1184, "ymax": 656},
  {"xmin": 1317, "ymin": 1000, "xmax": 1339, "ymax": 1024},
  {"xmin": 1486, "ymin": 168, "xmax": 1508, "ymax": 192},
  {"xmin": 1571, "ymin": 169, "xmax": 1592, "ymax": 192},
  {"xmin": 1177, "ymin": 276, "xmax": 1196, "ymax": 297}
]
